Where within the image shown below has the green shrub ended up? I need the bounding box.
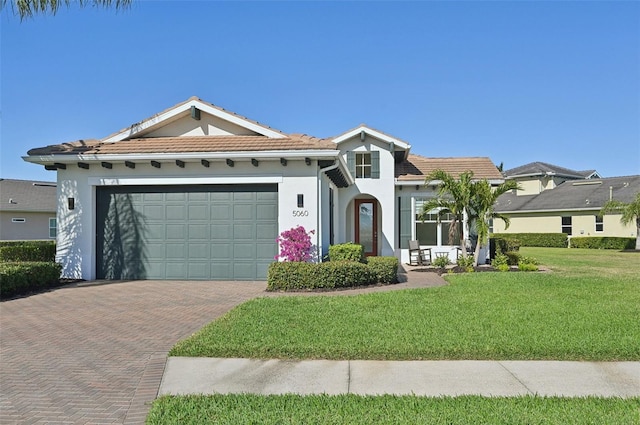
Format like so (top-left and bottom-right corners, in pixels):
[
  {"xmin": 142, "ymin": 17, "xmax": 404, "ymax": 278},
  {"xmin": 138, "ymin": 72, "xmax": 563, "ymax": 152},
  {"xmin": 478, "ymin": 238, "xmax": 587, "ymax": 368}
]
[
  {"xmin": 267, "ymin": 262, "xmax": 317, "ymax": 291},
  {"xmin": 569, "ymin": 237, "xmax": 636, "ymax": 250},
  {"xmin": 318, "ymin": 261, "xmax": 374, "ymax": 289},
  {"xmin": 519, "ymin": 256, "xmax": 540, "ymax": 266},
  {"xmin": 367, "ymin": 256, "xmax": 398, "ymax": 284},
  {"xmin": 0, "ymin": 262, "xmax": 62, "ymax": 299},
  {"xmin": 328, "ymin": 243, "xmax": 364, "ymax": 262},
  {"xmin": 267, "ymin": 260, "xmax": 376, "ymax": 291},
  {"xmin": 492, "ymin": 237, "xmax": 521, "ymax": 255},
  {"xmin": 491, "ymin": 253, "xmax": 510, "ymax": 272},
  {"xmin": 492, "ymin": 233, "xmax": 568, "ymax": 248},
  {"xmin": 456, "ymin": 256, "xmax": 475, "ymax": 269},
  {"xmin": 0, "ymin": 241, "xmax": 56, "ymax": 262},
  {"xmin": 433, "ymin": 256, "xmax": 451, "ymax": 269},
  {"xmin": 505, "ymin": 251, "xmax": 521, "ymax": 266},
  {"xmin": 518, "ymin": 263, "xmax": 539, "ymax": 272}
]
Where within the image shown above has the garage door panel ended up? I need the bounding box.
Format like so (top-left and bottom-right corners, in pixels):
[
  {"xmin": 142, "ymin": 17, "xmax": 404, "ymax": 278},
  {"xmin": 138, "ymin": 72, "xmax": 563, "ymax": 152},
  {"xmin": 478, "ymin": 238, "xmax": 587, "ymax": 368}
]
[
  {"xmin": 188, "ymin": 192, "xmax": 208, "ymax": 201},
  {"xmin": 146, "ymin": 243, "xmax": 165, "ymax": 258},
  {"xmin": 143, "ymin": 205, "xmax": 165, "ymax": 220},
  {"xmin": 233, "ymin": 262, "xmax": 256, "ymax": 280},
  {"xmin": 233, "ymin": 205, "xmax": 254, "ymax": 220},
  {"xmin": 233, "ymin": 224, "xmax": 255, "ymax": 240},
  {"xmin": 143, "ymin": 193, "xmax": 164, "ymax": 202},
  {"xmin": 188, "ymin": 224, "xmax": 209, "ymax": 239},
  {"xmin": 97, "ymin": 185, "xmax": 277, "ymax": 280},
  {"xmin": 257, "ymin": 223, "xmax": 277, "ymax": 240},
  {"xmin": 211, "ymin": 205, "xmax": 231, "ymax": 220},
  {"xmin": 166, "ymin": 224, "xmax": 186, "ymax": 239},
  {"xmin": 210, "ymin": 262, "xmax": 231, "ymax": 279},
  {"xmin": 146, "ymin": 224, "xmax": 166, "ymax": 240},
  {"xmin": 211, "ymin": 244, "xmax": 231, "ymax": 258},
  {"xmin": 166, "ymin": 243, "xmax": 186, "ymax": 259},
  {"xmin": 188, "ymin": 243, "xmax": 210, "ymax": 259},
  {"xmin": 257, "ymin": 204, "xmax": 278, "ymax": 220},
  {"xmin": 165, "ymin": 262, "xmax": 186, "ymax": 279},
  {"xmin": 166, "ymin": 205, "xmax": 186, "ymax": 220},
  {"xmin": 188, "ymin": 205, "xmax": 209, "ymax": 220},
  {"xmin": 211, "ymin": 224, "xmax": 231, "ymax": 239}
]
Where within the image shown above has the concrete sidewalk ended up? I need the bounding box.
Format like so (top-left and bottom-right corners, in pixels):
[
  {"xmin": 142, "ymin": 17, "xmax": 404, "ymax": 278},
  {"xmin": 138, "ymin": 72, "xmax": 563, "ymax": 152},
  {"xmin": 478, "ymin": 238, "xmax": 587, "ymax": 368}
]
[{"xmin": 160, "ymin": 357, "xmax": 640, "ymax": 397}]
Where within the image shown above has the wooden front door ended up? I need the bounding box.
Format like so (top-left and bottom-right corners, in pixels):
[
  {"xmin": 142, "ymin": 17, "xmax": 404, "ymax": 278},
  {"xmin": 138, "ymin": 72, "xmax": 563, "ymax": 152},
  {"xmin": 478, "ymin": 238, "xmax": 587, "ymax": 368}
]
[{"xmin": 355, "ymin": 199, "xmax": 377, "ymax": 256}]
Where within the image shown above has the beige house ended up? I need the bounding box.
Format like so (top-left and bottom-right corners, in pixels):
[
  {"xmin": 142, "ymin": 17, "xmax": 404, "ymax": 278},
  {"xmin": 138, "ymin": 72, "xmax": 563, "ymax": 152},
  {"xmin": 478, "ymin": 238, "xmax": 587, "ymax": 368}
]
[
  {"xmin": 494, "ymin": 164, "xmax": 638, "ymax": 238},
  {"xmin": 0, "ymin": 179, "xmax": 57, "ymax": 241}
]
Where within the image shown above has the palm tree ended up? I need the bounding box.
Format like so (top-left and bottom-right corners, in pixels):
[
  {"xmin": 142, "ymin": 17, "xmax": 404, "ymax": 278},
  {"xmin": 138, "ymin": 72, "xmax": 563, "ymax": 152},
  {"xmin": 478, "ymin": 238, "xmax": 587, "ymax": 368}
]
[
  {"xmin": 468, "ymin": 178, "xmax": 520, "ymax": 266},
  {"xmin": 599, "ymin": 192, "xmax": 640, "ymax": 250},
  {"xmin": 419, "ymin": 170, "xmax": 474, "ymax": 258},
  {"xmin": 1, "ymin": 0, "xmax": 131, "ymax": 20}
]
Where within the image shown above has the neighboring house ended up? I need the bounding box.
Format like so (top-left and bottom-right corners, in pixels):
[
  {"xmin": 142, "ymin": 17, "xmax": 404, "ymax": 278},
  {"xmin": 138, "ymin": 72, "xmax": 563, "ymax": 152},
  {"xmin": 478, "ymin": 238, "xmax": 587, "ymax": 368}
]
[
  {"xmin": 503, "ymin": 161, "xmax": 601, "ymax": 196},
  {"xmin": 494, "ymin": 174, "xmax": 639, "ymax": 238},
  {"xmin": 0, "ymin": 179, "xmax": 57, "ymax": 241},
  {"xmin": 24, "ymin": 96, "xmax": 502, "ymax": 281}
]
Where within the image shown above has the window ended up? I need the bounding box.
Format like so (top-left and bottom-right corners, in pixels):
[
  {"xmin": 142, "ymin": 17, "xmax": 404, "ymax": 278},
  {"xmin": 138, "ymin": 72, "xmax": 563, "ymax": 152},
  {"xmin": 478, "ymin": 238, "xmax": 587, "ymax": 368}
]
[
  {"xmin": 595, "ymin": 215, "xmax": 604, "ymax": 232},
  {"xmin": 561, "ymin": 216, "xmax": 572, "ymax": 235},
  {"xmin": 355, "ymin": 153, "xmax": 371, "ymax": 178},
  {"xmin": 414, "ymin": 199, "xmax": 461, "ymax": 246},
  {"xmin": 11, "ymin": 218, "xmax": 25, "ymax": 223},
  {"xmin": 347, "ymin": 151, "xmax": 380, "ymax": 179},
  {"xmin": 49, "ymin": 218, "xmax": 57, "ymax": 238}
]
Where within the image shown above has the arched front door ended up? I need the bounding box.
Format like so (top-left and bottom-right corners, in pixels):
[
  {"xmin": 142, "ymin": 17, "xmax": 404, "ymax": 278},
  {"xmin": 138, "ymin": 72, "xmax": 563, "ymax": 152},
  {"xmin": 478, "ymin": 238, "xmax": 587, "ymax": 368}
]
[{"xmin": 355, "ymin": 199, "xmax": 377, "ymax": 256}]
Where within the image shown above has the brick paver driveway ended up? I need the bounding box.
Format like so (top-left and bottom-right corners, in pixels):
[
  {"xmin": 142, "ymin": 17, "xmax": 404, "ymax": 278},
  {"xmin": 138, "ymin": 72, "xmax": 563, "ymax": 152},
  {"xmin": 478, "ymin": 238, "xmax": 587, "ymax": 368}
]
[{"xmin": 0, "ymin": 280, "xmax": 266, "ymax": 424}]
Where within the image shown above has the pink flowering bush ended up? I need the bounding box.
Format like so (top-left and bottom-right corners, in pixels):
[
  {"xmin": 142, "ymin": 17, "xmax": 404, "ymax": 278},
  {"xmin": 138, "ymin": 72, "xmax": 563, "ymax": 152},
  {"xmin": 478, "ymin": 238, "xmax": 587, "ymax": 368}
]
[{"xmin": 276, "ymin": 226, "xmax": 316, "ymax": 262}]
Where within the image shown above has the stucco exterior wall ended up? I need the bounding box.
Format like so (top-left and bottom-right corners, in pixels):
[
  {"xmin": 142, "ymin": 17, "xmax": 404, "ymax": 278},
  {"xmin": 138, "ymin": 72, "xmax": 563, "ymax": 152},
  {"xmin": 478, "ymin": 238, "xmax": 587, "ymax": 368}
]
[
  {"xmin": 493, "ymin": 211, "xmax": 636, "ymax": 237},
  {"xmin": 145, "ymin": 114, "xmax": 260, "ymax": 137},
  {"xmin": 516, "ymin": 178, "xmax": 541, "ymax": 195},
  {"xmin": 337, "ymin": 135, "xmax": 396, "ymax": 256},
  {"xmin": 0, "ymin": 211, "xmax": 55, "ymax": 241},
  {"xmin": 55, "ymin": 158, "xmax": 322, "ymax": 279}
]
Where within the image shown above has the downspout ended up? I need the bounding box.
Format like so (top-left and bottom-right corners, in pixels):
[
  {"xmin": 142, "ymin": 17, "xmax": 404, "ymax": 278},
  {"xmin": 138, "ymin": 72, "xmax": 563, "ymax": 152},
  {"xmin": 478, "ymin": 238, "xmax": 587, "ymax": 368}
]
[
  {"xmin": 609, "ymin": 186, "xmax": 613, "ymax": 201},
  {"xmin": 317, "ymin": 162, "xmax": 340, "ymax": 262}
]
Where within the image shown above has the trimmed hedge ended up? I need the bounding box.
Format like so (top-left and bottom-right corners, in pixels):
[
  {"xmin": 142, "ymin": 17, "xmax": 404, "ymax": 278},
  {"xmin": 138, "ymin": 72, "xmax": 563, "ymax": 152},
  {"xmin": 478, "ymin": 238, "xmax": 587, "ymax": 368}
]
[
  {"xmin": 328, "ymin": 243, "xmax": 364, "ymax": 262},
  {"xmin": 0, "ymin": 241, "xmax": 56, "ymax": 262},
  {"xmin": 366, "ymin": 256, "xmax": 399, "ymax": 284},
  {"xmin": 0, "ymin": 262, "xmax": 62, "ymax": 299},
  {"xmin": 569, "ymin": 237, "xmax": 636, "ymax": 250},
  {"xmin": 492, "ymin": 233, "xmax": 568, "ymax": 248},
  {"xmin": 267, "ymin": 256, "xmax": 398, "ymax": 291}
]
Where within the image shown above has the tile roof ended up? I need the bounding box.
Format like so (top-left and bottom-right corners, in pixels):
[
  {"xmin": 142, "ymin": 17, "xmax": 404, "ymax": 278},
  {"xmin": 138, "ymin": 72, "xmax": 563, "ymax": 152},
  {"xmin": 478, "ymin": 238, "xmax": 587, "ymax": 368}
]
[
  {"xmin": 27, "ymin": 135, "xmax": 336, "ymax": 156},
  {"xmin": 396, "ymin": 154, "xmax": 503, "ymax": 181},
  {"xmin": 495, "ymin": 175, "xmax": 640, "ymax": 212},
  {"xmin": 504, "ymin": 161, "xmax": 595, "ymax": 179},
  {"xmin": 0, "ymin": 179, "xmax": 57, "ymax": 212},
  {"xmin": 102, "ymin": 96, "xmax": 288, "ymax": 141}
]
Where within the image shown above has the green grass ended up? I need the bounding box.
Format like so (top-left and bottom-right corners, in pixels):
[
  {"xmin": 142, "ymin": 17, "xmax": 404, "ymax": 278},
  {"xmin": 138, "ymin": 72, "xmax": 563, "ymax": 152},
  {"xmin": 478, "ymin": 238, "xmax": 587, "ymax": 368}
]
[
  {"xmin": 170, "ymin": 248, "xmax": 640, "ymax": 361},
  {"xmin": 146, "ymin": 394, "xmax": 640, "ymax": 425}
]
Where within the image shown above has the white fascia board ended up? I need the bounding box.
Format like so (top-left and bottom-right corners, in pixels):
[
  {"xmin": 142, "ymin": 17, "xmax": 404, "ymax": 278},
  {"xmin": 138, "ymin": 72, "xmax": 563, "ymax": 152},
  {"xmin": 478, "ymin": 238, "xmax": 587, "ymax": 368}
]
[
  {"xmin": 23, "ymin": 150, "xmax": 341, "ymax": 164},
  {"xmin": 333, "ymin": 126, "xmax": 411, "ymax": 150},
  {"xmin": 496, "ymin": 207, "xmax": 602, "ymax": 214},
  {"xmin": 88, "ymin": 176, "xmax": 284, "ymax": 186},
  {"xmin": 335, "ymin": 154, "xmax": 355, "ymax": 185},
  {"xmin": 102, "ymin": 99, "xmax": 285, "ymax": 143}
]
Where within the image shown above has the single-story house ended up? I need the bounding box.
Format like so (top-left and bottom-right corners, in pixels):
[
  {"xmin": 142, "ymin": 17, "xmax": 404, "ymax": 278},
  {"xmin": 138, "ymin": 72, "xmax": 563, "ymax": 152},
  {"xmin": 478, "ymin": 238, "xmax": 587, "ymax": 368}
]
[
  {"xmin": 0, "ymin": 178, "xmax": 57, "ymax": 241},
  {"xmin": 494, "ymin": 172, "xmax": 639, "ymax": 238},
  {"xmin": 24, "ymin": 96, "xmax": 503, "ymax": 280}
]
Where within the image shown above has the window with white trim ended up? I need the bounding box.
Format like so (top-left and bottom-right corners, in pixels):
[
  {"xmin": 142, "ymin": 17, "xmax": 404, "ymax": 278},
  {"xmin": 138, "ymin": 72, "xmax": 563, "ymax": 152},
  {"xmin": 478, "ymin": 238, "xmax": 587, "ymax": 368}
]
[
  {"xmin": 12, "ymin": 218, "xmax": 25, "ymax": 223},
  {"xmin": 355, "ymin": 153, "xmax": 371, "ymax": 178},
  {"xmin": 49, "ymin": 217, "xmax": 57, "ymax": 238},
  {"xmin": 595, "ymin": 215, "xmax": 604, "ymax": 232},
  {"xmin": 414, "ymin": 199, "xmax": 462, "ymax": 246},
  {"xmin": 561, "ymin": 216, "xmax": 572, "ymax": 235}
]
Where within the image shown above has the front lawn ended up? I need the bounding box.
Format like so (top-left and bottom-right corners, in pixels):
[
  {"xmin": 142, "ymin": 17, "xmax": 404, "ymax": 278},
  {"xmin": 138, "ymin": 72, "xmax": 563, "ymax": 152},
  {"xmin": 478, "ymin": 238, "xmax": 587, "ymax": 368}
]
[
  {"xmin": 170, "ymin": 248, "xmax": 640, "ymax": 361},
  {"xmin": 147, "ymin": 394, "xmax": 640, "ymax": 425}
]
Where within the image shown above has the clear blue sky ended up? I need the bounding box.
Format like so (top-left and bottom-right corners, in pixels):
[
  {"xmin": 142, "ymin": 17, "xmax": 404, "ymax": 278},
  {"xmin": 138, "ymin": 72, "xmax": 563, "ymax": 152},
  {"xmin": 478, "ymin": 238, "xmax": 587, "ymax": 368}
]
[{"xmin": 1, "ymin": 1, "xmax": 639, "ymax": 182}]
